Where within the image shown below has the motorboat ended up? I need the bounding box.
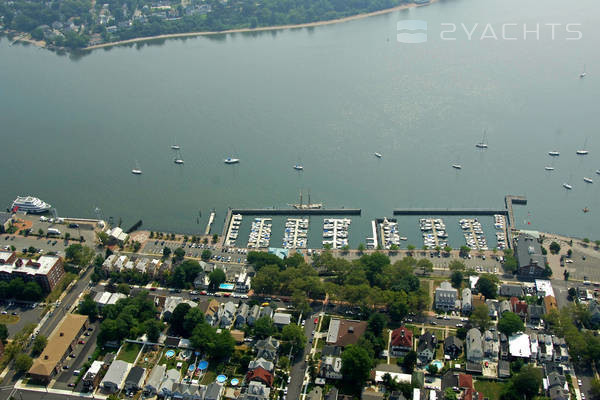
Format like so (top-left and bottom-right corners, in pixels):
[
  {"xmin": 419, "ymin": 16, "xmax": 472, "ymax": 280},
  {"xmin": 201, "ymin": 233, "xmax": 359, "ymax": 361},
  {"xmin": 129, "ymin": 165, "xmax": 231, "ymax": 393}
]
[
  {"xmin": 293, "ymin": 165, "xmax": 304, "ymax": 171},
  {"xmin": 548, "ymin": 151, "xmax": 560, "ymax": 156},
  {"xmin": 452, "ymin": 164, "xmax": 462, "ymax": 169},
  {"xmin": 563, "ymin": 183, "xmax": 573, "ymax": 190},
  {"xmin": 584, "ymin": 177, "xmax": 593, "ymax": 184},
  {"xmin": 374, "ymin": 152, "xmax": 382, "ymax": 158},
  {"xmin": 576, "ymin": 150, "xmax": 589, "ymax": 155},
  {"xmin": 544, "ymin": 166, "xmax": 555, "ymax": 171},
  {"xmin": 224, "ymin": 158, "xmax": 240, "ymax": 164},
  {"xmin": 174, "ymin": 158, "xmax": 184, "ymax": 164}
]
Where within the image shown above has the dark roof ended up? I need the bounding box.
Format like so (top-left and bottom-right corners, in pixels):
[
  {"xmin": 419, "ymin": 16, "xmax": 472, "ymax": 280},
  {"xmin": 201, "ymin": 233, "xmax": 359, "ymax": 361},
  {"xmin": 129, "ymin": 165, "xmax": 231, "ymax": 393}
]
[
  {"xmin": 529, "ymin": 305, "xmax": 545, "ymax": 319},
  {"xmin": 549, "ymin": 386, "xmax": 569, "ymax": 400},
  {"xmin": 547, "ymin": 372, "xmax": 566, "ymax": 388},
  {"xmin": 322, "ymin": 345, "xmax": 342, "ymax": 357},
  {"xmin": 515, "ymin": 233, "xmax": 546, "ymax": 272},
  {"xmin": 0, "ymin": 212, "xmax": 11, "ymax": 225},
  {"xmin": 205, "ymin": 382, "xmax": 222, "ymax": 400},
  {"xmin": 389, "ymin": 392, "xmax": 407, "ymax": 400},
  {"xmin": 326, "ymin": 387, "xmax": 339, "ymax": 400},
  {"xmin": 444, "ymin": 336, "xmax": 463, "ymax": 350},
  {"xmin": 417, "ymin": 331, "xmax": 436, "ymax": 353},
  {"xmin": 499, "ymin": 284, "xmax": 524, "ymax": 298},
  {"xmin": 391, "ymin": 327, "xmax": 413, "ymax": 348},
  {"xmin": 465, "ymin": 362, "xmax": 482, "ymax": 374},
  {"xmin": 126, "ymin": 366, "xmax": 145, "ymax": 384},
  {"xmin": 498, "ymin": 360, "xmax": 510, "ymax": 377},
  {"xmin": 441, "ymin": 371, "xmax": 458, "ymax": 391},
  {"xmin": 164, "ymin": 336, "xmax": 180, "ymax": 347}
]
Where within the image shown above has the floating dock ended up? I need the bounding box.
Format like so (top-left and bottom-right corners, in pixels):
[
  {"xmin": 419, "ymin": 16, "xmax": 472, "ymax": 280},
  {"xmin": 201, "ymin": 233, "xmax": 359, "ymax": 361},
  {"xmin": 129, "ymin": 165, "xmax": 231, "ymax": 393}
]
[
  {"xmin": 205, "ymin": 209, "xmax": 215, "ymax": 235},
  {"xmin": 394, "ymin": 209, "xmax": 508, "ymax": 216},
  {"xmin": 230, "ymin": 208, "xmax": 360, "ymax": 216}
]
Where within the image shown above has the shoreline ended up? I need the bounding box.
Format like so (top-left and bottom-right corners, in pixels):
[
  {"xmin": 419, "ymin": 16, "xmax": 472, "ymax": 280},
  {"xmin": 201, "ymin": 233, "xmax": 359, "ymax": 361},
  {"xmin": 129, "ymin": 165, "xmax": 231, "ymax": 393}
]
[{"xmin": 83, "ymin": 1, "xmax": 434, "ymax": 51}]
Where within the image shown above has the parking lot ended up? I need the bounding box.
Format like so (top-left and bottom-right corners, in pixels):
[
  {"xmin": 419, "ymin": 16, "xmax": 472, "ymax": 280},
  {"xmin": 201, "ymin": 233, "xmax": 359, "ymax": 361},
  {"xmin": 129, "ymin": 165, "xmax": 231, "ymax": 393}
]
[
  {"xmin": 141, "ymin": 240, "xmax": 248, "ymax": 264},
  {"xmin": 2, "ymin": 302, "xmax": 44, "ymax": 338},
  {"xmin": 51, "ymin": 321, "xmax": 100, "ymax": 391}
]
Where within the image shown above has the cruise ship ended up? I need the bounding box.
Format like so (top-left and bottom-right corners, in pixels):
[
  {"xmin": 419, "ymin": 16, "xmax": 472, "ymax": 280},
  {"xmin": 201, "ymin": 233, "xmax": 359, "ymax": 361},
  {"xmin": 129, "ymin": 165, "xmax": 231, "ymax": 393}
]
[{"xmin": 11, "ymin": 196, "xmax": 52, "ymax": 213}]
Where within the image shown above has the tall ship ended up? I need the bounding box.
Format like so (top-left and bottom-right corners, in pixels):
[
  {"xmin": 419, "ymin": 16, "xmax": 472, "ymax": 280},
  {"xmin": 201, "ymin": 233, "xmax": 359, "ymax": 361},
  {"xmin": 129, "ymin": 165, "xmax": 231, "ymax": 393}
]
[
  {"xmin": 289, "ymin": 191, "xmax": 322, "ymax": 210},
  {"xmin": 11, "ymin": 196, "xmax": 52, "ymax": 213}
]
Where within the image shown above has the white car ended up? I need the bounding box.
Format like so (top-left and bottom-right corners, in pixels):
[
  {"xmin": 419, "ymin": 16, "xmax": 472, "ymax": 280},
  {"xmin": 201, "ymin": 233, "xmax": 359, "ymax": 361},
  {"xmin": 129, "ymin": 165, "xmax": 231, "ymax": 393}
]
[{"xmin": 578, "ymin": 379, "xmax": 582, "ymax": 386}]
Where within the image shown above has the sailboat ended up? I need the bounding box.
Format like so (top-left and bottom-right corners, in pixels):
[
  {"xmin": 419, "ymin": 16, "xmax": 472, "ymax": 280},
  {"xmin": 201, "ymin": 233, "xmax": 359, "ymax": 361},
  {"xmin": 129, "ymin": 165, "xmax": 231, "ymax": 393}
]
[
  {"xmin": 289, "ymin": 190, "xmax": 322, "ymax": 209},
  {"xmin": 544, "ymin": 166, "xmax": 555, "ymax": 171},
  {"xmin": 131, "ymin": 160, "xmax": 142, "ymax": 175},
  {"xmin": 576, "ymin": 138, "xmax": 589, "ymax": 155},
  {"xmin": 293, "ymin": 164, "xmax": 304, "ymax": 171},
  {"xmin": 452, "ymin": 164, "xmax": 462, "ymax": 170},
  {"xmin": 475, "ymin": 130, "xmax": 488, "ymax": 149},
  {"xmin": 224, "ymin": 157, "xmax": 240, "ymax": 164},
  {"xmin": 580, "ymin": 64, "xmax": 586, "ymax": 78},
  {"xmin": 174, "ymin": 149, "xmax": 184, "ymax": 164},
  {"xmin": 563, "ymin": 183, "xmax": 573, "ymax": 190},
  {"xmin": 548, "ymin": 151, "xmax": 560, "ymax": 157},
  {"xmin": 171, "ymin": 144, "xmax": 180, "ymax": 150},
  {"xmin": 374, "ymin": 152, "xmax": 383, "ymax": 158}
]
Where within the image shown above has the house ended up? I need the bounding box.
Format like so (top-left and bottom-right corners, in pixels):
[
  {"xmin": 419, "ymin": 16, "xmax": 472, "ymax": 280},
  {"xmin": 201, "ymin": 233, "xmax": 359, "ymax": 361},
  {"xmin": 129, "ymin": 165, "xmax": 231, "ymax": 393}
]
[
  {"xmin": 254, "ymin": 337, "xmax": 279, "ymax": 361},
  {"xmin": 588, "ymin": 299, "xmax": 600, "ymax": 325},
  {"xmin": 547, "ymin": 371, "xmax": 569, "ymax": 400},
  {"xmin": 500, "ymin": 284, "xmax": 524, "ymax": 298},
  {"xmin": 235, "ymin": 303, "xmax": 250, "ymax": 328},
  {"xmin": 538, "ymin": 334, "xmax": 553, "ymax": 362},
  {"xmin": 198, "ymin": 299, "xmax": 220, "ymax": 326},
  {"xmin": 105, "ymin": 226, "xmax": 129, "ymax": 244},
  {"xmin": 144, "ymin": 364, "xmax": 166, "ymax": 396},
  {"xmin": 465, "ymin": 329, "xmax": 483, "ymax": 363},
  {"xmin": 544, "ymin": 296, "xmax": 558, "ymax": 314},
  {"xmin": 259, "ymin": 306, "xmax": 273, "ymax": 320},
  {"xmin": 308, "ymin": 386, "xmax": 323, "ymax": 400},
  {"xmin": 247, "ymin": 305, "xmax": 261, "ymax": 326},
  {"xmin": 205, "ymin": 382, "xmax": 224, "ymax": 400},
  {"xmin": 510, "ymin": 297, "xmax": 528, "ymax": 319},
  {"xmin": 498, "ymin": 300, "xmax": 511, "ymax": 316},
  {"xmin": 82, "ymin": 361, "xmax": 105, "ymax": 391},
  {"xmin": 390, "ymin": 327, "xmax": 413, "ymax": 357},
  {"xmin": 320, "ymin": 355, "xmax": 343, "ymax": 380},
  {"xmin": 444, "ymin": 336, "xmax": 463, "ymax": 359},
  {"xmin": 273, "ymin": 312, "xmax": 292, "ymax": 327},
  {"xmin": 462, "ymin": 288, "xmax": 472, "ymax": 314},
  {"xmin": 246, "ymin": 367, "xmax": 274, "ymax": 387},
  {"xmin": 159, "ymin": 369, "xmax": 180, "ymax": 397},
  {"xmin": 171, "ymin": 383, "xmax": 205, "ymax": 399},
  {"xmin": 515, "ymin": 233, "xmax": 547, "ymax": 279},
  {"xmin": 417, "ymin": 332, "xmax": 436, "ymax": 363},
  {"xmin": 162, "ymin": 297, "xmax": 197, "ymax": 320},
  {"xmin": 100, "ymin": 360, "xmax": 131, "ymax": 393},
  {"xmin": 0, "ymin": 212, "xmax": 12, "ymax": 233},
  {"xmin": 498, "ymin": 360, "xmax": 510, "ymax": 378},
  {"xmin": 248, "ymin": 357, "xmax": 274, "ymax": 372},
  {"xmin": 362, "ymin": 387, "xmax": 384, "ymax": 400},
  {"xmin": 482, "ymin": 330, "xmax": 499, "ymax": 359},
  {"xmin": 239, "ymin": 381, "xmax": 271, "ymax": 400},
  {"xmin": 124, "ymin": 366, "xmax": 146, "ymax": 393},
  {"xmin": 500, "ymin": 333, "xmax": 509, "ymax": 360},
  {"xmin": 528, "ymin": 305, "xmax": 544, "ymax": 325},
  {"xmin": 529, "ymin": 333, "xmax": 538, "ymax": 360},
  {"xmin": 508, "ymin": 333, "xmax": 531, "ymax": 359},
  {"xmin": 435, "ymin": 282, "xmax": 458, "ymax": 311},
  {"xmin": 27, "ymin": 314, "xmax": 88, "ymax": 383},
  {"xmin": 218, "ymin": 301, "xmax": 237, "ymax": 328},
  {"xmin": 326, "ymin": 319, "xmax": 368, "ymax": 347}
]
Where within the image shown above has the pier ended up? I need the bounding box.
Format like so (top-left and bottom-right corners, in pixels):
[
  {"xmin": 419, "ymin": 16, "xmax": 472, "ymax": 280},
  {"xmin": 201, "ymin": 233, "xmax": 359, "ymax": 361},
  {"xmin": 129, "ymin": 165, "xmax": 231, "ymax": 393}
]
[
  {"xmin": 205, "ymin": 209, "xmax": 215, "ymax": 235},
  {"xmin": 283, "ymin": 218, "xmax": 308, "ymax": 249},
  {"xmin": 394, "ymin": 209, "xmax": 508, "ymax": 216},
  {"xmin": 230, "ymin": 208, "xmax": 360, "ymax": 216}
]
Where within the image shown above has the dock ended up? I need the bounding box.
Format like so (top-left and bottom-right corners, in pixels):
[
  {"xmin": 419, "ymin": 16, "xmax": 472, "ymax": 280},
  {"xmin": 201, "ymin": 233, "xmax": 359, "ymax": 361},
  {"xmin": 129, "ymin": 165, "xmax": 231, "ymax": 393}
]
[
  {"xmin": 248, "ymin": 218, "xmax": 272, "ymax": 248},
  {"xmin": 283, "ymin": 218, "xmax": 308, "ymax": 249},
  {"xmin": 394, "ymin": 208, "xmax": 508, "ymax": 216},
  {"xmin": 230, "ymin": 208, "xmax": 360, "ymax": 216},
  {"xmin": 204, "ymin": 209, "xmax": 216, "ymax": 235}
]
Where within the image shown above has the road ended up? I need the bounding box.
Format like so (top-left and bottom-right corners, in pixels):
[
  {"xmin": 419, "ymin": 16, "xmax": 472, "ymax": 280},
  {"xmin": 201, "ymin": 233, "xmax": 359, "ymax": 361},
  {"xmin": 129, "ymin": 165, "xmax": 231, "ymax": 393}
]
[
  {"xmin": 287, "ymin": 314, "xmax": 317, "ymax": 400},
  {"xmin": 0, "ymin": 267, "xmax": 94, "ymax": 400}
]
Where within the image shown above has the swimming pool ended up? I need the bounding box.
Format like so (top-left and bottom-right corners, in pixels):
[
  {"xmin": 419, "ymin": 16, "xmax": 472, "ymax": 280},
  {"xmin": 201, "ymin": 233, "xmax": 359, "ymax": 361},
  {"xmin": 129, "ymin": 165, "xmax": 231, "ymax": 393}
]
[
  {"xmin": 165, "ymin": 350, "xmax": 176, "ymax": 358},
  {"xmin": 216, "ymin": 375, "xmax": 227, "ymax": 383},
  {"xmin": 219, "ymin": 283, "xmax": 234, "ymax": 290},
  {"xmin": 432, "ymin": 360, "xmax": 443, "ymax": 370}
]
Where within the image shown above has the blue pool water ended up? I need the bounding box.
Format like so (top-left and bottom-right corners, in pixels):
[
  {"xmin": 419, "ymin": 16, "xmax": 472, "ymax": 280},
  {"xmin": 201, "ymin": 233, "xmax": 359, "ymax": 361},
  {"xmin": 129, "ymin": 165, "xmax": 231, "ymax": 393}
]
[{"xmin": 165, "ymin": 350, "xmax": 176, "ymax": 358}]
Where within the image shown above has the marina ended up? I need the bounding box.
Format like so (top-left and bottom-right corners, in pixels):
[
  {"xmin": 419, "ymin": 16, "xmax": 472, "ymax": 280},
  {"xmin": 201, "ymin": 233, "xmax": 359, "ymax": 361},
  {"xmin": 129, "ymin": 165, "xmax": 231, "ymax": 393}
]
[
  {"xmin": 460, "ymin": 218, "xmax": 488, "ymax": 251},
  {"xmin": 377, "ymin": 217, "xmax": 402, "ymax": 249},
  {"xmin": 224, "ymin": 213, "xmax": 242, "ymax": 247},
  {"xmin": 282, "ymin": 218, "xmax": 309, "ymax": 249},
  {"xmin": 248, "ymin": 218, "xmax": 272, "ymax": 248},
  {"xmin": 323, "ymin": 218, "xmax": 351, "ymax": 249},
  {"xmin": 419, "ymin": 218, "xmax": 448, "ymax": 249}
]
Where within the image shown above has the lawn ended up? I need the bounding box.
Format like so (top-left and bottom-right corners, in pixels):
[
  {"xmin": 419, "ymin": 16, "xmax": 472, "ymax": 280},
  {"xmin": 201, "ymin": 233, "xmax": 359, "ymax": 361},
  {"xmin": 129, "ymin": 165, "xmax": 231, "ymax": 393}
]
[
  {"xmin": 0, "ymin": 314, "xmax": 19, "ymax": 324},
  {"xmin": 117, "ymin": 342, "xmax": 142, "ymax": 363},
  {"xmin": 200, "ymin": 370, "xmax": 217, "ymax": 385},
  {"xmin": 474, "ymin": 380, "xmax": 506, "ymax": 400}
]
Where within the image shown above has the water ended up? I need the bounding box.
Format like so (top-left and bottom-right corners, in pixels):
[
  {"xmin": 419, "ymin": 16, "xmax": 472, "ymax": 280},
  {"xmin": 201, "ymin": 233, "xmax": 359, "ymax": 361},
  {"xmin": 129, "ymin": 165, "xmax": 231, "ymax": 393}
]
[{"xmin": 1, "ymin": 0, "xmax": 599, "ymax": 247}]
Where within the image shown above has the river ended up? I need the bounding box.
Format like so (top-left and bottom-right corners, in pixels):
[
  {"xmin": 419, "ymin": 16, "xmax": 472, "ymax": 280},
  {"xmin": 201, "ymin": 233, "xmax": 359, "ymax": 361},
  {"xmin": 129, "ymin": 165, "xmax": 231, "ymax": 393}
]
[{"xmin": 1, "ymin": 0, "xmax": 599, "ymax": 247}]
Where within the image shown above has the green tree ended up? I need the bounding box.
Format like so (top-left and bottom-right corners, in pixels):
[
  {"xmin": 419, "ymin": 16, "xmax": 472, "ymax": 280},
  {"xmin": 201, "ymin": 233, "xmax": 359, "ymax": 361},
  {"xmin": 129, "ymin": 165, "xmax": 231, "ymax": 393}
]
[
  {"xmin": 32, "ymin": 335, "xmax": 47, "ymax": 356},
  {"xmin": 14, "ymin": 353, "xmax": 33, "ymax": 373},
  {"xmin": 450, "ymin": 270, "xmax": 463, "ymax": 288},
  {"xmin": 367, "ymin": 313, "xmax": 388, "ymax": 336},
  {"xmin": 469, "ymin": 304, "xmax": 491, "ymax": 330},
  {"xmin": 590, "ymin": 378, "xmax": 600, "ymax": 400},
  {"xmin": 402, "ymin": 350, "xmax": 417, "ymax": 373},
  {"xmin": 212, "ymin": 234, "xmax": 219, "ymax": 243},
  {"xmin": 427, "ymin": 363, "xmax": 439, "ymax": 375},
  {"xmin": 162, "ymin": 246, "xmax": 172, "ymax": 259},
  {"xmin": 78, "ymin": 294, "xmax": 98, "ymax": 321},
  {"xmin": 341, "ymin": 344, "xmax": 373, "ymax": 389},
  {"xmin": 173, "ymin": 247, "xmax": 185, "ymax": 262},
  {"xmin": 210, "ymin": 330, "xmax": 235, "ymax": 360},
  {"xmin": 511, "ymin": 365, "xmax": 542, "ymax": 399},
  {"xmin": 0, "ymin": 324, "xmax": 8, "ymax": 343},
  {"xmin": 169, "ymin": 303, "xmax": 192, "ymax": 336},
  {"xmin": 449, "ymin": 260, "xmax": 466, "ymax": 271},
  {"xmin": 208, "ymin": 268, "xmax": 226, "ymax": 290},
  {"xmin": 549, "ymin": 241, "xmax": 561, "ymax": 254},
  {"xmin": 498, "ymin": 312, "xmax": 525, "ymax": 336},
  {"xmin": 357, "ymin": 243, "xmax": 365, "ymax": 253},
  {"xmin": 201, "ymin": 249, "xmax": 212, "ymax": 261},
  {"xmin": 389, "ymin": 299, "xmax": 408, "ymax": 322},
  {"xmin": 145, "ymin": 319, "xmax": 163, "ymax": 342},
  {"xmin": 254, "ymin": 316, "xmax": 275, "ymax": 339},
  {"xmin": 281, "ymin": 324, "xmax": 306, "ymax": 356},
  {"xmin": 475, "ymin": 274, "xmax": 497, "ymax": 299},
  {"xmin": 417, "ymin": 258, "xmax": 433, "ymax": 275},
  {"xmin": 445, "ymin": 387, "xmax": 458, "ymax": 400},
  {"xmin": 183, "ymin": 307, "xmax": 205, "ymax": 335}
]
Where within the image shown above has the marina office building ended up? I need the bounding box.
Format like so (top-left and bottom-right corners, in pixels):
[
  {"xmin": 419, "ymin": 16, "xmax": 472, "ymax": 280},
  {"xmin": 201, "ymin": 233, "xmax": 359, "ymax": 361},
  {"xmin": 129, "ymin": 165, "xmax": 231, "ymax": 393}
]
[{"xmin": 0, "ymin": 251, "xmax": 65, "ymax": 291}]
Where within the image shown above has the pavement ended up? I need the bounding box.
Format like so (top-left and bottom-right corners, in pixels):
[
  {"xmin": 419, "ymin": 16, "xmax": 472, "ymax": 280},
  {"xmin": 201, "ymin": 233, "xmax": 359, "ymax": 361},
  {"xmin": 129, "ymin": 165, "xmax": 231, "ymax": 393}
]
[
  {"xmin": 52, "ymin": 322, "xmax": 99, "ymax": 390},
  {"xmin": 287, "ymin": 314, "xmax": 317, "ymax": 400},
  {"xmin": 3, "ymin": 303, "xmax": 43, "ymax": 338}
]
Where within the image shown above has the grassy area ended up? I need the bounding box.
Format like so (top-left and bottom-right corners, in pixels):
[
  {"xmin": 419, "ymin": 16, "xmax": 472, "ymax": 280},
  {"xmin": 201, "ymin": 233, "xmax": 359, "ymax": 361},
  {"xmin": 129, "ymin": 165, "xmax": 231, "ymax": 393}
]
[
  {"xmin": 0, "ymin": 314, "xmax": 19, "ymax": 324},
  {"xmin": 117, "ymin": 342, "xmax": 142, "ymax": 363},
  {"xmin": 200, "ymin": 370, "xmax": 216, "ymax": 385},
  {"xmin": 474, "ymin": 380, "xmax": 506, "ymax": 400},
  {"xmin": 46, "ymin": 272, "xmax": 77, "ymax": 303}
]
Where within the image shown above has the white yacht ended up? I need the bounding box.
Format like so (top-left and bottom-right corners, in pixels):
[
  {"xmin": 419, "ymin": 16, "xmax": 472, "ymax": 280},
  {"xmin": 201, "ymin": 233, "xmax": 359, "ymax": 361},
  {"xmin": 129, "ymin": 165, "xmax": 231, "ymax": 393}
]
[
  {"xmin": 596, "ymin": 170, "xmax": 600, "ymax": 175},
  {"xmin": 452, "ymin": 164, "xmax": 462, "ymax": 170},
  {"xmin": 174, "ymin": 158, "xmax": 184, "ymax": 164},
  {"xmin": 583, "ymin": 177, "xmax": 593, "ymax": 184},
  {"xmin": 293, "ymin": 165, "xmax": 304, "ymax": 171},
  {"xmin": 374, "ymin": 152, "xmax": 382, "ymax": 158},
  {"xmin": 11, "ymin": 196, "xmax": 52, "ymax": 213},
  {"xmin": 224, "ymin": 158, "xmax": 240, "ymax": 164},
  {"xmin": 171, "ymin": 144, "xmax": 180, "ymax": 150},
  {"xmin": 576, "ymin": 150, "xmax": 589, "ymax": 155},
  {"xmin": 132, "ymin": 160, "xmax": 142, "ymax": 175},
  {"xmin": 548, "ymin": 151, "xmax": 560, "ymax": 157},
  {"xmin": 544, "ymin": 166, "xmax": 555, "ymax": 171},
  {"xmin": 475, "ymin": 130, "xmax": 488, "ymax": 149},
  {"xmin": 563, "ymin": 183, "xmax": 573, "ymax": 190}
]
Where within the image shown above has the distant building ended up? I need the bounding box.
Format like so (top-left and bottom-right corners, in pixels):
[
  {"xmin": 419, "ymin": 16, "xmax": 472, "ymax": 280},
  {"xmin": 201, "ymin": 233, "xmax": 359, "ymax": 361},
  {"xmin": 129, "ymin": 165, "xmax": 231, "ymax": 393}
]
[
  {"xmin": 465, "ymin": 329, "xmax": 483, "ymax": 363},
  {"xmin": 124, "ymin": 366, "xmax": 146, "ymax": 393},
  {"xmin": 515, "ymin": 234, "xmax": 547, "ymax": 279},
  {"xmin": 273, "ymin": 312, "xmax": 292, "ymax": 328},
  {"xmin": 162, "ymin": 296, "xmax": 197, "ymax": 320},
  {"xmin": 326, "ymin": 319, "xmax": 368, "ymax": 348},
  {"xmin": 508, "ymin": 333, "xmax": 531, "ymax": 359},
  {"xmin": 320, "ymin": 355, "xmax": 343, "ymax": 380},
  {"xmin": 143, "ymin": 364, "xmax": 166, "ymax": 397},
  {"xmin": 544, "ymin": 296, "xmax": 558, "ymax": 314},
  {"xmin": 101, "ymin": 360, "xmax": 131, "ymax": 393},
  {"xmin": 462, "ymin": 288, "xmax": 472, "ymax": 314},
  {"xmin": 444, "ymin": 336, "xmax": 463, "ymax": 359},
  {"xmin": 105, "ymin": 226, "xmax": 129, "ymax": 244},
  {"xmin": 82, "ymin": 360, "xmax": 105, "ymax": 391},
  {"xmin": 417, "ymin": 332, "xmax": 436, "ymax": 363},
  {"xmin": 435, "ymin": 282, "xmax": 458, "ymax": 311},
  {"xmin": 0, "ymin": 252, "xmax": 65, "ymax": 292},
  {"xmin": 390, "ymin": 327, "xmax": 413, "ymax": 357},
  {"xmin": 0, "ymin": 212, "xmax": 12, "ymax": 233},
  {"xmin": 499, "ymin": 284, "xmax": 524, "ymax": 298}
]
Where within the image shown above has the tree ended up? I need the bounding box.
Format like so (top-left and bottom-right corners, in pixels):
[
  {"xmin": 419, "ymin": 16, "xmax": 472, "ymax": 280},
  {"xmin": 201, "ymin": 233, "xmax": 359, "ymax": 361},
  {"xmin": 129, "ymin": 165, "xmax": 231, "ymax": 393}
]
[
  {"xmin": 145, "ymin": 319, "xmax": 163, "ymax": 342},
  {"xmin": 201, "ymin": 249, "xmax": 212, "ymax": 261},
  {"xmin": 498, "ymin": 312, "xmax": 525, "ymax": 336},
  {"xmin": 367, "ymin": 313, "xmax": 388, "ymax": 337},
  {"xmin": 117, "ymin": 283, "xmax": 130, "ymax": 295},
  {"xmin": 281, "ymin": 324, "xmax": 306, "ymax": 356},
  {"xmin": 162, "ymin": 246, "xmax": 172, "ymax": 259},
  {"xmin": 445, "ymin": 387, "xmax": 458, "ymax": 400},
  {"xmin": 169, "ymin": 303, "xmax": 192, "ymax": 336},
  {"xmin": 511, "ymin": 365, "xmax": 542, "ymax": 399},
  {"xmin": 417, "ymin": 258, "xmax": 433, "ymax": 275},
  {"xmin": 341, "ymin": 344, "xmax": 373, "ymax": 389},
  {"xmin": 357, "ymin": 243, "xmax": 365, "ymax": 253},
  {"xmin": 0, "ymin": 324, "xmax": 8, "ymax": 343},
  {"xmin": 254, "ymin": 316, "xmax": 275, "ymax": 339},
  {"xmin": 389, "ymin": 300, "xmax": 408, "ymax": 322},
  {"xmin": 78, "ymin": 294, "xmax": 98, "ymax": 322},
  {"xmin": 567, "ymin": 287, "xmax": 576, "ymax": 300},
  {"xmin": 402, "ymin": 350, "xmax": 417, "ymax": 373},
  {"xmin": 208, "ymin": 268, "xmax": 226, "ymax": 290},
  {"xmin": 32, "ymin": 335, "xmax": 47, "ymax": 356},
  {"xmin": 459, "ymin": 246, "xmax": 470, "ymax": 257},
  {"xmin": 210, "ymin": 330, "xmax": 235, "ymax": 360},
  {"xmin": 183, "ymin": 307, "xmax": 205, "ymax": 335},
  {"xmin": 475, "ymin": 275, "xmax": 497, "ymax": 299},
  {"xmin": 449, "ymin": 260, "xmax": 465, "ymax": 271},
  {"xmin": 173, "ymin": 247, "xmax": 185, "ymax": 262},
  {"xmin": 590, "ymin": 378, "xmax": 600, "ymax": 400},
  {"xmin": 549, "ymin": 241, "xmax": 561, "ymax": 254},
  {"xmin": 14, "ymin": 353, "xmax": 33, "ymax": 373},
  {"xmin": 451, "ymin": 271, "xmax": 463, "ymax": 288},
  {"xmin": 470, "ymin": 304, "xmax": 491, "ymax": 330},
  {"xmin": 427, "ymin": 363, "xmax": 439, "ymax": 375},
  {"xmin": 212, "ymin": 234, "xmax": 219, "ymax": 243}
]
